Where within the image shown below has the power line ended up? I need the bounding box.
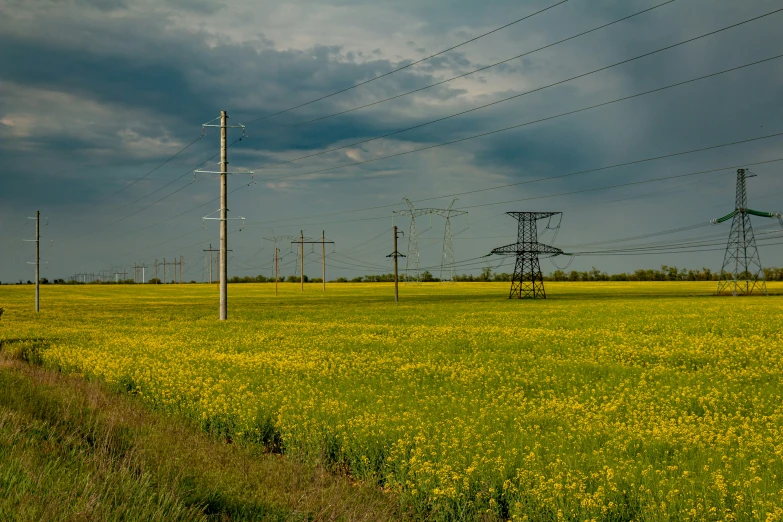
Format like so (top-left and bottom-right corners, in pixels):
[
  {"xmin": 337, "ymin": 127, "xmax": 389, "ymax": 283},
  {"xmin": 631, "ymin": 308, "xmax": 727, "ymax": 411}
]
[
  {"xmin": 250, "ymin": 8, "xmax": 783, "ymax": 173},
  {"xmin": 256, "ymin": 54, "xmax": 783, "ymax": 189},
  {"xmin": 70, "ymin": 137, "xmax": 248, "ymax": 242},
  {"xmin": 244, "ymin": 0, "xmax": 570, "ymax": 125},
  {"xmin": 261, "ymin": 1, "xmax": 676, "ymax": 132},
  {"xmin": 240, "ymin": 130, "xmax": 783, "ymax": 229},
  {"xmin": 458, "ymin": 157, "xmax": 783, "ymax": 210},
  {"xmin": 96, "ymin": 135, "xmax": 204, "ymax": 205},
  {"xmin": 139, "ymin": 153, "xmax": 783, "ymax": 264},
  {"xmin": 76, "ymin": 53, "xmax": 783, "ymax": 252}
]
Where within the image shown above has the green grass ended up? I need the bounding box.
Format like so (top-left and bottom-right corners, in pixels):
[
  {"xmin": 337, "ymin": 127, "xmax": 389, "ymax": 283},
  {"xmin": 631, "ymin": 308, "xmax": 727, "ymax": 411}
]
[
  {"xmin": 0, "ymin": 348, "xmax": 400, "ymax": 521},
  {"xmin": 1, "ymin": 281, "xmax": 783, "ymax": 520}
]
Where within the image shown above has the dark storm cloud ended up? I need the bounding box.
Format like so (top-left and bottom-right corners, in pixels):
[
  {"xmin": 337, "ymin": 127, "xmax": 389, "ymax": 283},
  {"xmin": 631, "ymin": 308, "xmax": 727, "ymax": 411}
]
[{"xmin": 1, "ymin": 0, "xmax": 782, "ymax": 282}]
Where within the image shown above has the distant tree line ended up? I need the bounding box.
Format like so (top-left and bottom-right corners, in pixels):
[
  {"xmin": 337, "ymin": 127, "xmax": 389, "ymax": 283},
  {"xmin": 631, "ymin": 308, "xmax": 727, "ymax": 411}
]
[{"xmin": 4, "ymin": 266, "xmax": 783, "ymax": 285}]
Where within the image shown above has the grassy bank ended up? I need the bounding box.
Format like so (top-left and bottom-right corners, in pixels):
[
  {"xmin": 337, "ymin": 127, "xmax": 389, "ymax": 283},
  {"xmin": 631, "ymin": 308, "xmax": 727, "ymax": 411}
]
[{"xmin": 0, "ymin": 344, "xmax": 399, "ymax": 521}]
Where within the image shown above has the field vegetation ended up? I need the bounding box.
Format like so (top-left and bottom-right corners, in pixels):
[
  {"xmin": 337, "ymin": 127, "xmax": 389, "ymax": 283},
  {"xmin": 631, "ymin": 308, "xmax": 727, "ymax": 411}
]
[{"xmin": 1, "ymin": 282, "xmax": 782, "ymax": 520}]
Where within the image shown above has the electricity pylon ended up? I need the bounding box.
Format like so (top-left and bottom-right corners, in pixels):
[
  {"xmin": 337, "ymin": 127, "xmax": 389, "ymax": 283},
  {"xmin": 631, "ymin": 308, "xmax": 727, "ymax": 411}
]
[
  {"xmin": 712, "ymin": 168, "xmax": 781, "ymax": 296},
  {"xmin": 393, "ymin": 197, "xmax": 427, "ymax": 283},
  {"xmin": 432, "ymin": 199, "xmax": 468, "ymax": 283},
  {"xmin": 488, "ymin": 212, "xmax": 564, "ymax": 299},
  {"xmin": 393, "ymin": 197, "xmax": 468, "ymax": 283}
]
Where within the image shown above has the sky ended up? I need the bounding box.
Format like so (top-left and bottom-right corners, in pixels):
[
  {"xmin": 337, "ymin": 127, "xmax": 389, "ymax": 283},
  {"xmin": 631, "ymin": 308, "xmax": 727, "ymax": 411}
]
[{"xmin": 1, "ymin": 0, "xmax": 782, "ymax": 283}]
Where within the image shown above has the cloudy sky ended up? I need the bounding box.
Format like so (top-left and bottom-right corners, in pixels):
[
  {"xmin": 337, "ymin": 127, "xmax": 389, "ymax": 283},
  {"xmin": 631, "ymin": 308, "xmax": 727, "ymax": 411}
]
[{"xmin": 1, "ymin": 0, "xmax": 782, "ymax": 283}]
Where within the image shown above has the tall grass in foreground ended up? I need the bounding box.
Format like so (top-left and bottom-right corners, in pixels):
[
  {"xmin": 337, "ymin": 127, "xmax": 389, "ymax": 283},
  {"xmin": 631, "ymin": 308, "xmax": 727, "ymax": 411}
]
[
  {"xmin": 1, "ymin": 282, "xmax": 783, "ymax": 520},
  {"xmin": 0, "ymin": 346, "xmax": 400, "ymax": 521}
]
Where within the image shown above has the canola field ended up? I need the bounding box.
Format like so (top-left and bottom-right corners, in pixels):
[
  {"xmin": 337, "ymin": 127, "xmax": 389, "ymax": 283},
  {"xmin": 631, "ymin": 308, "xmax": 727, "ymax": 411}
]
[{"xmin": 1, "ymin": 282, "xmax": 783, "ymax": 521}]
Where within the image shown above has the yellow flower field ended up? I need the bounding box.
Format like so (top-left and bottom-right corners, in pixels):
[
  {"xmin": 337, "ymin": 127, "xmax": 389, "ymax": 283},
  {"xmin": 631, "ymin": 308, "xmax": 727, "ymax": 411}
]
[{"xmin": 1, "ymin": 282, "xmax": 782, "ymax": 520}]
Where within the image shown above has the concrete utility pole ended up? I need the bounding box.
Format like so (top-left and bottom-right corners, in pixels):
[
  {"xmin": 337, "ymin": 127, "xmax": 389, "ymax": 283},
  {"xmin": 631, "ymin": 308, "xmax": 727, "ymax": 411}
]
[
  {"xmin": 219, "ymin": 111, "xmax": 228, "ymax": 318},
  {"xmin": 292, "ymin": 231, "xmax": 334, "ymax": 293},
  {"xmin": 35, "ymin": 210, "xmax": 40, "ymax": 312},
  {"xmin": 387, "ymin": 226, "xmax": 406, "ymax": 303},
  {"xmin": 197, "ymin": 111, "xmax": 250, "ymax": 320},
  {"xmin": 300, "ymin": 230, "xmax": 304, "ymax": 292},
  {"xmin": 203, "ymin": 244, "xmax": 219, "ymax": 284},
  {"xmin": 275, "ymin": 247, "xmax": 279, "ymax": 297},
  {"xmin": 264, "ymin": 234, "xmax": 298, "ymax": 294},
  {"xmin": 24, "ymin": 211, "xmax": 43, "ymax": 310}
]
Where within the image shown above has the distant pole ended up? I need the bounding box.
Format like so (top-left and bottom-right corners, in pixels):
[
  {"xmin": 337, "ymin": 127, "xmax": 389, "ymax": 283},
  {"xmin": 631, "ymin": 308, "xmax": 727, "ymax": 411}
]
[
  {"xmin": 386, "ymin": 226, "xmax": 405, "ymax": 303},
  {"xmin": 322, "ymin": 230, "xmax": 326, "ymax": 291},
  {"xmin": 163, "ymin": 257, "xmax": 166, "ymax": 284},
  {"xmin": 155, "ymin": 259, "xmax": 158, "ymax": 284},
  {"xmin": 300, "ymin": 230, "xmax": 304, "ymax": 292},
  {"xmin": 275, "ymin": 247, "xmax": 279, "ymax": 297},
  {"xmin": 202, "ymin": 245, "xmax": 220, "ymax": 284},
  {"xmin": 393, "ymin": 225, "xmax": 398, "ymax": 303},
  {"xmin": 180, "ymin": 255, "xmax": 183, "ymax": 284},
  {"xmin": 142, "ymin": 265, "xmax": 145, "ymax": 283},
  {"xmin": 35, "ymin": 210, "xmax": 40, "ymax": 312},
  {"xmin": 220, "ymin": 110, "xmax": 228, "ymax": 320}
]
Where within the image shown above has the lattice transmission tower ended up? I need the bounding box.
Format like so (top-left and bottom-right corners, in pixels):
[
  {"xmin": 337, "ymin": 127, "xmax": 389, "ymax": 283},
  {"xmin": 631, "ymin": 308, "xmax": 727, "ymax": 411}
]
[
  {"xmin": 393, "ymin": 197, "xmax": 427, "ymax": 283},
  {"xmin": 488, "ymin": 212, "xmax": 564, "ymax": 299},
  {"xmin": 393, "ymin": 198, "xmax": 468, "ymax": 283},
  {"xmin": 435, "ymin": 199, "xmax": 468, "ymax": 283},
  {"xmin": 712, "ymin": 168, "xmax": 781, "ymax": 296}
]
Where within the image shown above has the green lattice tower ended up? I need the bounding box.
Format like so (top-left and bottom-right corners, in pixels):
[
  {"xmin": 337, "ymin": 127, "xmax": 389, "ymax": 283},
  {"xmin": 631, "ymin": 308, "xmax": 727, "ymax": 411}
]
[{"xmin": 712, "ymin": 169, "xmax": 781, "ymax": 296}]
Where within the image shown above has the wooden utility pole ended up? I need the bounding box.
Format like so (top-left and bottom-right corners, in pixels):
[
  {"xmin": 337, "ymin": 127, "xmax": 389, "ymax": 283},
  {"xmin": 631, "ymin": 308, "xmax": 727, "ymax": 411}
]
[
  {"xmin": 275, "ymin": 247, "xmax": 279, "ymax": 297},
  {"xmin": 35, "ymin": 210, "xmax": 40, "ymax": 312},
  {"xmin": 387, "ymin": 226, "xmax": 405, "ymax": 303},
  {"xmin": 321, "ymin": 230, "xmax": 326, "ymax": 291}
]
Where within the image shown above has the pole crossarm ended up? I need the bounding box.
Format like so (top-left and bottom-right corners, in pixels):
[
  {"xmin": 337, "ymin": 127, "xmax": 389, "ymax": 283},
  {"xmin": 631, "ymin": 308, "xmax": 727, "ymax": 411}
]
[
  {"xmin": 712, "ymin": 208, "xmax": 779, "ymax": 224},
  {"xmin": 202, "ymin": 119, "xmax": 246, "ymax": 134},
  {"xmin": 194, "ymin": 164, "xmax": 255, "ymax": 182},
  {"xmin": 203, "ymin": 208, "xmax": 245, "ymax": 225},
  {"xmin": 490, "ymin": 242, "xmax": 565, "ymax": 258}
]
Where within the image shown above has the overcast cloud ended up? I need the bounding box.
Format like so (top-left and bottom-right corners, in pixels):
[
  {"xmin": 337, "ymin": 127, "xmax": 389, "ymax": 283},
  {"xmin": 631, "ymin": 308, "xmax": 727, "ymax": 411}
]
[{"xmin": 1, "ymin": 0, "xmax": 782, "ymax": 283}]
